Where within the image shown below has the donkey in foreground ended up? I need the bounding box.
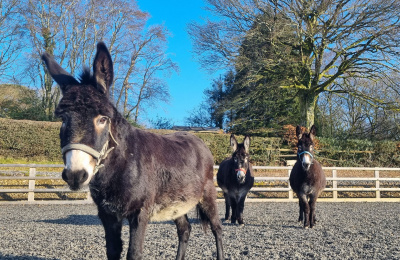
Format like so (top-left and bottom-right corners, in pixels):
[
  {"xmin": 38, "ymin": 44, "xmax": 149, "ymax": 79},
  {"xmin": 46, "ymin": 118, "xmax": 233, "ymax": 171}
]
[
  {"xmin": 42, "ymin": 42, "xmax": 224, "ymax": 260},
  {"xmin": 289, "ymin": 125, "xmax": 326, "ymax": 229},
  {"xmin": 217, "ymin": 135, "xmax": 254, "ymax": 226}
]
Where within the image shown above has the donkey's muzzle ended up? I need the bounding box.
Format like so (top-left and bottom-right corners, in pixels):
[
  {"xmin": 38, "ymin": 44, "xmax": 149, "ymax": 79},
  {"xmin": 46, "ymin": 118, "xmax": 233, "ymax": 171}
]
[
  {"xmin": 302, "ymin": 162, "xmax": 311, "ymax": 171},
  {"xmin": 236, "ymin": 169, "xmax": 246, "ymax": 184},
  {"xmin": 62, "ymin": 169, "xmax": 88, "ymax": 191}
]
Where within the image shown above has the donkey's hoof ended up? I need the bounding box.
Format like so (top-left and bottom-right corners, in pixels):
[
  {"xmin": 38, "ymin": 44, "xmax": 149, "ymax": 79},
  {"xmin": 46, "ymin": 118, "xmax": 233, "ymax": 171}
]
[
  {"xmin": 238, "ymin": 223, "xmax": 245, "ymax": 228},
  {"xmin": 223, "ymin": 219, "xmax": 230, "ymax": 223}
]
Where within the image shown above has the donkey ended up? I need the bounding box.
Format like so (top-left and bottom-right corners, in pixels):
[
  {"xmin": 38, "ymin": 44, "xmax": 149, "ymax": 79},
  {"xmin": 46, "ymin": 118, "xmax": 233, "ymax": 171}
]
[
  {"xmin": 42, "ymin": 42, "xmax": 224, "ymax": 260},
  {"xmin": 217, "ymin": 135, "xmax": 254, "ymax": 226},
  {"xmin": 289, "ymin": 125, "xmax": 326, "ymax": 229}
]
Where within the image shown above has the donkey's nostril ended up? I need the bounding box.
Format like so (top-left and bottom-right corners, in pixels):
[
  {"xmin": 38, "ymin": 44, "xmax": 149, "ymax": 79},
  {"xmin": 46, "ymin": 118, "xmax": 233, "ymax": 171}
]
[
  {"xmin": 62, "ymin": 169, "xmax": 89, "ymax": 191},
  {"xmin": 80, "ymin": 170, "xmax": 88, "ymax": 183},
  {"xmin": 62, "ymin": 169, "xmax": 68, "ymax": 182}
]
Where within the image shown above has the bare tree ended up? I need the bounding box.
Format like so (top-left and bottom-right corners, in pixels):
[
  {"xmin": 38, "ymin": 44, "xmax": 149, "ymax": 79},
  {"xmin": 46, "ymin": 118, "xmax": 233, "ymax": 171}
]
[
  {"xmin": 19, "ymin": 0, "xmax": 174, "ymax": 123},
  {"xmin": 20, "ymin": 0, "xmax": 80, "ymax": 120},
  {"xmin": 114, "ymin": 25, "xmax": 178, "ymax": 121},
  {"xmin": 318, "ymin": 78, "xmax": 400, "ymax": 140},
  {"xmin": 189, "ymin": 0, "xmax": 400, "ymax": 128},
  {"xmin": 0, "ymin": 0, "xmax": 25, "ymax": 81}
]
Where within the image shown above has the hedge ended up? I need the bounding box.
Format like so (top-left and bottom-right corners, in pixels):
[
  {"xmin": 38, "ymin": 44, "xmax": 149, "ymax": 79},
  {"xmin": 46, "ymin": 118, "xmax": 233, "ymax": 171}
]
[
  {"xmin": 0, "ymin": 118, "xmax": 282, "ymax": 165},
  {"xmin": 0, "ymin": 118, "xmax": 399, "ymax": 167},
  {"xmin": 317, "ymin": 138, "xmax": 400, "ymax": 167},
  {"xmin": 0, "ymin": 118, "xmax": 61, "ymax": 162}
]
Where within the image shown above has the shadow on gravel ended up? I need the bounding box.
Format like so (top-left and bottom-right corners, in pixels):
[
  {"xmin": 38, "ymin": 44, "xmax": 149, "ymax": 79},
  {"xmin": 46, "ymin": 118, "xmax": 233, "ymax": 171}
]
[
  {"xmin": 281, "ymin": 224, "xmax": 304, "ymax": 230},
  {"xmin": 38, "ymin": 216, "xmax": 200, "ymax": 227},
  {"xmin": 0, "ymin": 253, "xmax": 59, "ymax": 260},
  {"xmin": 37, "ymin": 215, "xmax": 101, "ymax": 226}
]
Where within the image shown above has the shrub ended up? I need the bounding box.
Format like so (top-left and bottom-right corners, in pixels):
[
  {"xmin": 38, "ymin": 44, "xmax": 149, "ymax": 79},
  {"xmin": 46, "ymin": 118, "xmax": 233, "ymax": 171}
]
[
  {"xmin": 1, "ymin": 118, "xmax": 399, "ymax": 167},
  {"xmin": 0, "ymin": 118, "xmax": 62, "ymax": 162}
]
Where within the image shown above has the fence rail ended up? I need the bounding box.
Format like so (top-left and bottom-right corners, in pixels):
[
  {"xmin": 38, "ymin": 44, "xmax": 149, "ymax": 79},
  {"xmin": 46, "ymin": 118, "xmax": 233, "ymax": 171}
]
[{"xmin": 1, "ymin": 164, "xmax": 400, "ymax": 204}]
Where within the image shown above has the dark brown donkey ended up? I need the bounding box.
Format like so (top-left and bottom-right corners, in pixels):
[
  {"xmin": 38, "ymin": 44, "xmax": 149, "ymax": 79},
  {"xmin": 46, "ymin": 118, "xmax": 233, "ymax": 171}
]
[
  {"xmin": 42, "ymin": 42, "xmax": 224, "ymax": 260},
  {"xmin": 217, "ymin": 135, "xmax": 254, "ymax": 226},
  {"xmin": 289, "ymin": 125, "xmax": 326, "ymax": 229}
]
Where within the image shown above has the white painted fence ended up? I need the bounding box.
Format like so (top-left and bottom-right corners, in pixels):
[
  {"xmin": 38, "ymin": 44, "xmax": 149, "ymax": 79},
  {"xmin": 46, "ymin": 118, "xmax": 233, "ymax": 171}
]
[{"xmin": 0, "ymin": 164, "xmax": 399, "ymax": 204}]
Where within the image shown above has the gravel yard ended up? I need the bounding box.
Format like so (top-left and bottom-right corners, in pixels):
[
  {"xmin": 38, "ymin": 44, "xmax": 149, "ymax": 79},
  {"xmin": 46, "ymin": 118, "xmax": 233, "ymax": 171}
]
[{"xmin": 0, "ymin": 202, "xmax": 399, "ymax": 259}]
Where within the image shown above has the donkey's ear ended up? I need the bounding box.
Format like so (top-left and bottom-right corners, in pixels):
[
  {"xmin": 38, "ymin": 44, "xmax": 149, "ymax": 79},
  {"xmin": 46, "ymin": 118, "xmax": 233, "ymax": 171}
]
[
  {"xmin": 243, "ymin": 136, "xmax": 250, "ymax": 153},
  {"xmin": 309, "ymin": 125, "xmax": 316, "ymax": 140},
  {"xmin": 296, "ymin": 125, "xmax": 302, "ymax": 140},
  {"xmin": 93, "ymin": 42, "xmax": 113, "ymax": 94},
  {"xmin": 41, "ymin": 52, "xmax": 79, "ymax": 93},
  {"xmin": 230, "ymin": 134, "xmax": 238, "ymax": 152}
]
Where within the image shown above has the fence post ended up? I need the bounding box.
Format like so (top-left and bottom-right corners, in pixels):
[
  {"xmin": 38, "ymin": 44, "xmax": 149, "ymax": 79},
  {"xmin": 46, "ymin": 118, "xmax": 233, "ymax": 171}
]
[
  {"xmin": 86, "ymin": 191, "xmax": 93, "ymax": 202},
  {"xmin": 332, "ymin": 169, "xmax": 337, "ymax": 201},
  {"xmin": 288, "ymin": 168, "xmax": 293, "ymax": 200},
  {"xmin": 28, "ymin": 167, "xmax": 36, "ymax": 202},
  {"xmin": 375, "ymin": 168, "xmax": 380, "ymax": 200}
]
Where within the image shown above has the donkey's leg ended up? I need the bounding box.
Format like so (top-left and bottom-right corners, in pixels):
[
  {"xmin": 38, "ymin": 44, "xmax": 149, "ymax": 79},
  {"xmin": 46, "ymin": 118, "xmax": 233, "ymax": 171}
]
[
  {"xmin": 198, "ymin": 180, "xmax": 224, "ymax": 260},
  {"xmin": 98, "ymin": 209, "xmax": 123, "ymax": 260},
  {"xmin": 126, "ymin": 212, "xmax": 149, "ymax": 260},
  {"xmin": 298, "ymin": 198, "xmax": 304, "ymax": 222},
  {"xmin": 237, "ymin": 193, "xmax": 247, "ymax": 226},
  {"xmin": 308, "ymin": 193, "xmax": 317, "ymax": 228},
  {"xmin": 230, "ymin": 197, "xmax": 238, "ymax": 224},
  {"xmin": 299, "ymin": 193, "xmax": 310, "ymax": 228},
  {"xmin": 223, "ymin": 192, "xmax": 231, "ymax": 222},
  {"xmin": 174, "ymin": 214, "xmax": 192, "ymax": 260}
]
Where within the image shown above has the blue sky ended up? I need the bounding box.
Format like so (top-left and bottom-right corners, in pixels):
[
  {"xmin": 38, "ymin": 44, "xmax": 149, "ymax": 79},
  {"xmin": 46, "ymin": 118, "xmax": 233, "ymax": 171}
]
[{"xmin": 137, "ymin": 0, "xmax": 221, "ymax": 127}]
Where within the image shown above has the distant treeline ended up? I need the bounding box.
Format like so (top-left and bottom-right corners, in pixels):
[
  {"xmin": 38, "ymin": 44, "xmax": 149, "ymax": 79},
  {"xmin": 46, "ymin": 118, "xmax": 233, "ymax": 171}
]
[{"xmin": 0, "ymin": 118, "xmax": 399, "ymax": 167}]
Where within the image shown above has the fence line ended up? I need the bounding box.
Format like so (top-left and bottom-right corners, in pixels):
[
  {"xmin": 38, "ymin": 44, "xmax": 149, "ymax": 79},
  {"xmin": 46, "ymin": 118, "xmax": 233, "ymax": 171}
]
[{"xmin": 1, "ymin": 164, "xmax": 400, "ymax": 204}]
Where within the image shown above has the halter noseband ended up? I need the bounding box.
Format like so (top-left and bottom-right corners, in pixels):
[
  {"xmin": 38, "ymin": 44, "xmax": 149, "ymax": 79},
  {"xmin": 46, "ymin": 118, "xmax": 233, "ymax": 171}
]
[
  {"xmin": 297, "ymin": 151, "xmax": 314, "ymax": 159},
  {"xmin": 61, "ymin": 119, "xmax": 119, "ymax": 174},
  {"xmin": 235, "ymin": 168, "xmax": 246, "ymax": 173}
]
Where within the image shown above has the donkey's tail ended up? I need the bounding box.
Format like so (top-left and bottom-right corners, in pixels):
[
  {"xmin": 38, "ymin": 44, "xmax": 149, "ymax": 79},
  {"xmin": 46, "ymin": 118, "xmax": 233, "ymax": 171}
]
[{"xmin": 196, "ymin": 204, "xmax": 210, "ymax": 233}]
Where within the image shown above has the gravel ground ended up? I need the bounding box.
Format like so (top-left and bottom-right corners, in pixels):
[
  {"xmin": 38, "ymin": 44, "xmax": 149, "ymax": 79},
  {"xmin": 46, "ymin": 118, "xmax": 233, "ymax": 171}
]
[{"xmin": 0, "ymin": 202, "xmax": 399, "ymax": 259}]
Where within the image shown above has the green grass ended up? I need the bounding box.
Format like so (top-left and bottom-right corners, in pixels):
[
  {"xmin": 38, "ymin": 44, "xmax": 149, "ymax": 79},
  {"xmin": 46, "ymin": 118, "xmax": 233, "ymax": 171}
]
[{"xmin": 0, "ymin": 157, "xmax": 62, "ymax": 165}]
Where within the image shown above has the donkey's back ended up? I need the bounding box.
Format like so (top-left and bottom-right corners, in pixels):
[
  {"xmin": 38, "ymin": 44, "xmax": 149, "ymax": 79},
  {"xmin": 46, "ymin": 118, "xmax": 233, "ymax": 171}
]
[{"xmin": 135, "ymin": 130, "xmax": 214, "ymax": 174}]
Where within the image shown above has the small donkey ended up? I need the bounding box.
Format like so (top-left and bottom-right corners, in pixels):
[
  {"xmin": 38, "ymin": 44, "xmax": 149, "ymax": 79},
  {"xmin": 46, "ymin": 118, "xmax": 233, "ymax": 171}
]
[
  {"xmin": 289, "ymin": 125, "xmax": 326, "ymax": 228},
  {"xmin": 217, "ymin": 134, "xmax": 254, "ymax": 226}
]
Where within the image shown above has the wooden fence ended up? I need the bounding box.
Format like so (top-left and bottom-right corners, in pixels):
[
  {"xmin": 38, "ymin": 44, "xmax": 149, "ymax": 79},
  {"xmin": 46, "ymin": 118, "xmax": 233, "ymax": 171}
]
[{"xmin": 0, "ymin": 164, "xmax": 399, "ymax": 204}]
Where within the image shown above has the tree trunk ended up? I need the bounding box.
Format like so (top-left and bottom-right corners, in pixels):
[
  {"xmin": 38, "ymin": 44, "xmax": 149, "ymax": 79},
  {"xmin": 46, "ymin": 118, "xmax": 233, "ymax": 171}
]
[
  {"xmin": 299, "ymin": 90, "xmax": 318, "ymax": 129},
  {"xmin": 42, "ymin": 27, "xmax": 55, "ymax": 121}
]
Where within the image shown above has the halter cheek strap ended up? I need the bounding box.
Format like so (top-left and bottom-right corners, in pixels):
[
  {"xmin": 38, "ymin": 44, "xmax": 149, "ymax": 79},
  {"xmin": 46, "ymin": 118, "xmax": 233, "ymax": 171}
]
[
  {"xmin": 61, "ymin": 119, "xmax": 119, "ymax": 174},
  {"xmin": 298, "ymin": 151, "xmax": 314, "ymax": 159}
]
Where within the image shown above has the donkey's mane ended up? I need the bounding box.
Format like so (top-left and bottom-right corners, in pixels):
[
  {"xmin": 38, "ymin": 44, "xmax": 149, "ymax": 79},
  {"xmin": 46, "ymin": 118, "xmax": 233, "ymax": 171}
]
[{"xmin": 78, "ymin": 67, "xmax": 95, "ymax": 85}]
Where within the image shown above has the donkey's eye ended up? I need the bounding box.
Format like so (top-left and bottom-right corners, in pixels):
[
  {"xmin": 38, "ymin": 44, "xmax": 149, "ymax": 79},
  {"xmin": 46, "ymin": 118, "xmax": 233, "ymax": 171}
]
[{"xmin": 99, "ymin": 116, "xmax": 108, "ymax": 125}]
